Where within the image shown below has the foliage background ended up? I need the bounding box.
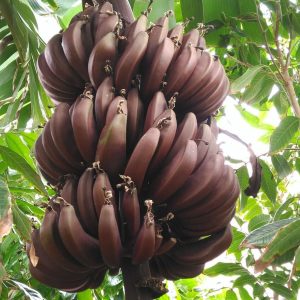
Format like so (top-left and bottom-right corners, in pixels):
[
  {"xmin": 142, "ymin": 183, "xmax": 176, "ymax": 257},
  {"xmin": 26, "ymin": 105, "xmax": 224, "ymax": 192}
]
[{"xmin": 0, "ymin": 0, "xmax": 300, "ymax": 299}]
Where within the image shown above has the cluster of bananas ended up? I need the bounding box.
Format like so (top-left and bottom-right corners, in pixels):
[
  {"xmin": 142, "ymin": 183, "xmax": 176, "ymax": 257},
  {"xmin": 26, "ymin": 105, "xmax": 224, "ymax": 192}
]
[{"xmin": 29, "ymin": 1, "xmax": 239, "ymax": 295}]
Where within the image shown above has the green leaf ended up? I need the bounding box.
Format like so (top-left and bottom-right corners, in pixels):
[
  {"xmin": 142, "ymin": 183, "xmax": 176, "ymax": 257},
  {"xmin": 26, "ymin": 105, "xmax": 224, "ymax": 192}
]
[
  {"xmin": 267, "ymin": 283, "xmax": 295, "ymax": 299},
  {"xmin": 260, "ymin": 159, "xmax": 277, "ymax": 203},
  {"xmin": 274, "ymin": 197, "xmax": 299, "ymax": 221},
  {"xmin": 293, "ymin": 245, "xmax": 300, "ymax": 272},
  {"xmin": 5, "ymin": 133, "xmax": 35, "ymax": 169},
  {"xmin": 248, "ymin": 214, "xmax": 271, "ymax": 232},
  {"xmin": 0, "ymin": 146, "xmax": 46, "ymax": 195},
  {"xmin": 241, "ymin": 218, "xmax": 299, "ymax": 248},
  {"xmin": 238, "ymin": 287, "xmax": 252, "ymax": 300},
  {"xmin": 11, "ymin": 199, "xmax": 32, "ymax": 241},
  {"xmin": 10, "ymin": 280, "xmax": 45, "ymax": 300},
  {"xmin": 0, "ymin": 260, "xmax": 5, "ymax": 288},
  {"xmin": 204, "ymin": 263, "xmax": 248, "ymax": 276},
  {"xmin": 133, "ymin": 0, "xmax": 176, "ymax": 27},
  {"xmin": 231, "ymin": 66, "xmax": 264, "ymax": 94},
  {"xmin": 77, "ymin": 289, "xmax": 93, "ymax": 300},
  {"xmin": 233, "ymin": 274, "xmax": 257, "ymax": 287},
  {"xmin": 273, "ymin": 92, "xmax": 290, "ymax": 116},
  {"xmin": 0, "ymin": 176, "xmax": 12, "ymax": 240},
  {"xmin": 270, "ymin": 116, "xmax": 300, "ymax": 153},
  {"xmin": 255, "ymin": 219, "xmax": 300, "ymax": 271},
  {"xmin": 225, "ymin": 290, "xmax": 238, "ymax": 300},
  {"xmin": 271, "ymin": 154, "xmax": 292, "ymax": 179}
]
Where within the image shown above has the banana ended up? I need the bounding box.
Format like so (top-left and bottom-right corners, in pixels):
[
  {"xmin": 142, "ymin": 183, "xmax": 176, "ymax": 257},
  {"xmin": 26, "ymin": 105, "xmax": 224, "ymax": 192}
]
[
  {"xmin": 81, "ymin": 14, "xmax": 95, "ymax": 56},
  {"xmin": 132, "ymin": 200, "xmax": 156, "ymax": 264},
  {"xmin": 92, "ymin": 2, "xmax": 114, "ymax": 39},
  {"xmin": 164, "ymin": 44, "xmax": 198, "ymax": 99},
  {"xmin": 94, "ymin": 76, "xmax": 115, "ymax": 131},
  {"xmin": 195, "ymin": 123, "xmax": 216, "ymax": 168},
  {"xmin": 60, "ymin": 175, "xmax": 78, "ymax": 206},
  {"xmin": 143, "ymin": 13, "xmax": 171, "ymax": 67},
  {"xmin": 98, "ymin": 200, "xmax": 122, "ymax": 268},
  {"xmin": 117, "ymin": 176, "xmax": 140, "ymax": 240},
  {"xmin": 34, "ymin": 135, "xmax": 62, "ymax": 184},
  {"xmin": 183, "ymin": 58, "xmax": 224, "ymax": 109},
  {"xmin": 76, "ymin": 167, "xmax": 98, "ymax": 237},
  {"xmin": 169, "ymin": 225, "xmax": 232, "ymax": 265},
  {"xmin": 94, "ymin": 12, "xmax": 119, "ymax": 43},
  {"xmin": 147, "ymin": 109, "xmax": 177, "ymax": 176},
  {"xmin": 188, "ymin": 64, "xmax": 229, "ymax": 106},
  {"xmin": 153, "ymin": 255, "xmax": 204, "ymax": 280},
  {"xmin": 58, "ymin": 200, "xmax": 104, "ymax": 268},
  {"xmin": 88, "ymin": 31, "xmax": 119, "ymax": 89},
  {"xmin": 197, "ymin": 36, "xmax": 206, "ymax": 50},
  {"xmin": 143, "ymin": 91, "xmax": 168, "ymax": 133},
  {"xmin": 176, "ymin": 51, "xmax": 214, "ymax": 103},
  {"xmin": 50, "ymin": 103, "xmax": 85, "ymax": 170},
  {"xmin": 155, "ymin": 237, "xmax": 177, "ymax": 256},
  {"xmin": 165, "ymin": 112, "xmax": 198, "ymax": 163},
  {"xmin": 44, "ymin": 34, "xmax": 84, "ymax": 88},
  {"xmin": 176, "ymin": 165, "xmax": 232, "ymax": 219},
  {"xmin": 42, "ymin": 121, "xmax": 77, "ymax": 175},
  {"xmin": 37, "ymin": 53, "xmax": 78, "ymax": 96},
  {"xmin": 124, "ymin": 127, "xmax": 160, "ymax": 192},
  {"xmin": 92, "ymin": 163, "xmax": 116, "ymax": 217},
  {"xmin": 39, "ymin": 206, "xmax": 89, "ymax": 272},
  {"xmin": 167, "ymin": 152, "xmax": 224, "ymax": 212},
  {"xmin": 38, "ymin": 77, "xmax": 76, "ymax": 104},
  {"xmin": 149, "ymin": 140, "xmax": 197, "ymax": 204},
  {"xmin": 168, "ymin": 24, "xmax": 184, "ymax": 61},
  {"xmin": 30, "ymin": 229, "xmax": 90, "ymax": 277},
  {"xmin": 193, "ymin": 77, "xmax": 230, "ymax": 121},
  {"xmin": 95, "ymin": 107, "xmax": 127, "ymax": 184},
  {"xmin": 194, "ymin": 78, "xmax": 229, "ymax": 115},
  {"xmin": 141, "ymin": 37, "xmax": 175, "ymax": 101},
  {"xmin": 62, "ymin": 19, "xmax": 90, "ymax": 81},
  {"xmin": 180, "ymin": 28, "xmax": 200, "ymax": 50},
  {"xmin": 122, "ymin": 10, "xmax": 149, "ymax": 48},
  {"xmin": 175, "ymin": 208, "xmax": 236, "ymax": 238},
  {"xmin": 38, "ymin": 167, "xmax": 57, "ymax": 186},
  {"xmin": 71, "ymin": 88, "xmax": 98, "ymax": 163},
  {"xmin": 105, "ymin": 96, "xmax": 127, "ymax": 126},
  {"xmin": 127, "ymin": 88, "xmax": 144, "ymax": 152},
  {"xmin": 114, "ymin": 31, "xmax": 149, "ymax": 93}
]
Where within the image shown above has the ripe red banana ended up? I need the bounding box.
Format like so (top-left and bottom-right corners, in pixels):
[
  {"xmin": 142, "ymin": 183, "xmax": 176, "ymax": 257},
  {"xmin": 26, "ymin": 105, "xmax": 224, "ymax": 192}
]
[
  {"xmin": 115, "ymin": 31, "xmax": 149, "ymax": 93},
  {"xmin": 124, "ymin": 127, "xmax": 160, "ymax": 192},
  {"xmin": 44, "ymin": 34, "xmax": 83, "ymax": 88},
  {"xmin": 94, "ymin": 76, "xmax": 115, "ymax": 131},
  {"xmin": 98, "ymin": 201, "xmax": 122, "ymax": 268},
  {"xmin": 141, "ymin": 37, "xmax": 175, "ymax": 101},
  {"xmin": 149, "ymin": 139, "xmax": 197, "ymax": 204},
  {"xmin": 62, "ymin": 19, "xmax": 90, "ymax": 81},
  {"xmin": 76, "ymin": 168, "xmax": 98, "ymax": 237},
  {"xmin": 58, "ymin": 201, "xmax": 103, "ymax": 268},
  {"xmin": 127, "ymin": 88, "xmax": 144, "ymax": 152},
  {"xmin": 117, "ymin": 176, "xmax": 140, "ymax": 239},
  {"xmin": 71, "ymin": 88, "xmax": 98, "ymax": 163},
  {"xmin": 95, "ymin": 107, "xmax": 127, "ymax": 184},
  {"xmin": 132, "ymin": 200, "xmax": 156, "ymax": 264},
  {"xmin": 50, "ymin": 103, "xmax": 84, "ymax": 170},
  {"xmin": 88, "ymin": 32, "xmax": 118, "ymax": 89},
  {"xmin": 143, "ymin": 91, "xmax": 168, "ymax": 133}
]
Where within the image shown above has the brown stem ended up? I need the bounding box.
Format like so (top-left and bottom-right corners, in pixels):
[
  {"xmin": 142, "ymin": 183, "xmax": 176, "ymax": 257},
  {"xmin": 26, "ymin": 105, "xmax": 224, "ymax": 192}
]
[{"xmin": 121, "ymin": 259, "xmax": 153, "ymax": 300}]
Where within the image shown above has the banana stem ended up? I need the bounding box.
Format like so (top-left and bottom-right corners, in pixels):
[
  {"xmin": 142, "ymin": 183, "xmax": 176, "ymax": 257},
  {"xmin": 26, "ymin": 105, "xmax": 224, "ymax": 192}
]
[{"xmin": 121, "ymin": 259, "xmax": 153, "ymax": 300}]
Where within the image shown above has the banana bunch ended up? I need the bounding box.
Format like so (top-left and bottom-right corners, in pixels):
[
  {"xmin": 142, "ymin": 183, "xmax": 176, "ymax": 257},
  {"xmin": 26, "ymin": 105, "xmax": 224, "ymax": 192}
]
[{"xmin": 29, "ymin": 1, "xmax": 239, "ymax": 294}]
